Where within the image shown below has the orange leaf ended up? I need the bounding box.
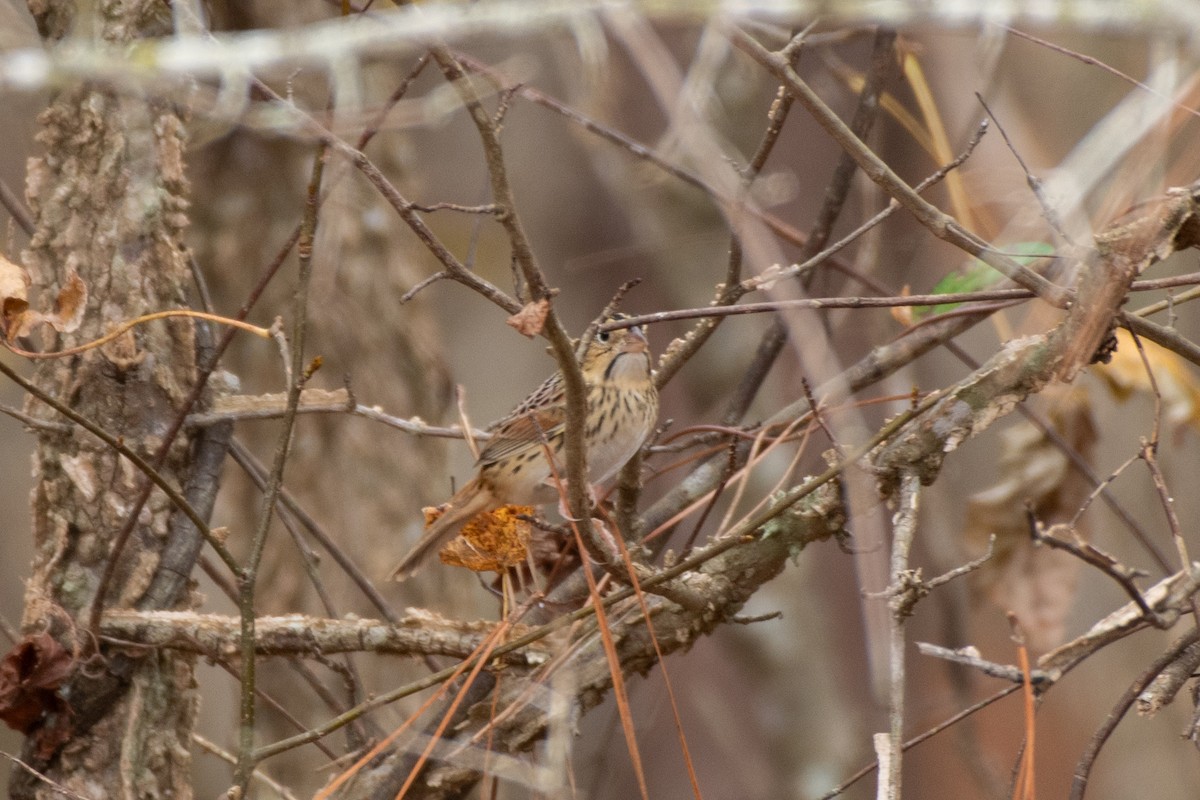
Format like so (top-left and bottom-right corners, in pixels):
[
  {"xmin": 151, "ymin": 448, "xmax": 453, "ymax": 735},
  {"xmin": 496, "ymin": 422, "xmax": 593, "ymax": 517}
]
[{"xmin": 436, "ymin": 504, "xmax": 534, "ymax": 573}]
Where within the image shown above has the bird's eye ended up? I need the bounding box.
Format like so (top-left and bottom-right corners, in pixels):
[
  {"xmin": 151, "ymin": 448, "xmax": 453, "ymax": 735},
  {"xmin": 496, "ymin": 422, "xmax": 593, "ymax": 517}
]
[{"xmin": 596, "ymin": 331, "xmax": 612, "ymax": 343}]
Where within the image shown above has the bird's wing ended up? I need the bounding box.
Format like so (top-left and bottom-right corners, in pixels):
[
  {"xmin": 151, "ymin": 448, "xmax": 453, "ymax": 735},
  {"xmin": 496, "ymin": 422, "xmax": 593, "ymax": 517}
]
[{"xmin": 478, "ymin": 405, "xmax": 566, "ymax": 467}]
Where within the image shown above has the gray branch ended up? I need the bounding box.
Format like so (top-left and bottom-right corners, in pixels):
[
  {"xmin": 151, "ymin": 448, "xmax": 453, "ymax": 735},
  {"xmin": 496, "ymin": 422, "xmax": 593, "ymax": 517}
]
[{"xmin": 1, "ymin": 2, "xmax": 1195, "ymax": 95}]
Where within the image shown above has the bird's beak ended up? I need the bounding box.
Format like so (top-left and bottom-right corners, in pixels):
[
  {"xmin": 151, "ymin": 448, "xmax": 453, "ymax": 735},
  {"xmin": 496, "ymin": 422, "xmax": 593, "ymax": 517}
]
[{"xmin": 621, "ymin": 325, "xmax": 648, "ymax": 354}]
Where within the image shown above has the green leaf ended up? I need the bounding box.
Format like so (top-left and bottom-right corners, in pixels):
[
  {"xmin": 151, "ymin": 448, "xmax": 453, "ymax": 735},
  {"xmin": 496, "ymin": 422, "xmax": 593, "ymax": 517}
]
[{"xmin": 912, "ymin": 242, "xmax": 1055, "ymax": 320}]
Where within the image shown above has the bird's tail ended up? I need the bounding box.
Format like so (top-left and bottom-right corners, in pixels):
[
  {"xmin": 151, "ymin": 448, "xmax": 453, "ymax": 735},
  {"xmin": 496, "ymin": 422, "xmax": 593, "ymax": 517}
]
[{"xmin": 388, "ymin": 480, "xmax": 495, "ymax": 581}]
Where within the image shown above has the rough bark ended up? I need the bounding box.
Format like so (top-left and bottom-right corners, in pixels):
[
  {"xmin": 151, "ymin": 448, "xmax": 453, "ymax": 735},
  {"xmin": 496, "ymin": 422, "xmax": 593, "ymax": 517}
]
[{"xmin": 10, "ymin": 2, "xmax": 202, "ymax": 797}]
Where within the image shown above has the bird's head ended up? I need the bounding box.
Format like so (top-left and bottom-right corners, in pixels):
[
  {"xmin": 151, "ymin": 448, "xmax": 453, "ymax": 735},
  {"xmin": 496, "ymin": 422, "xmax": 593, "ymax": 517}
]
[{"xmin": 583, "ymin": 313, "xmax": 652, "ymax": 384}]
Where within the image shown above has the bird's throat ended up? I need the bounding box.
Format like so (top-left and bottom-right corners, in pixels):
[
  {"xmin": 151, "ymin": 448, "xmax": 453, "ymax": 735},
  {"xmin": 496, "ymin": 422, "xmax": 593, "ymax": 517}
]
[{"xmin": 603, "ymin": 351, "xmax": 652, "ymax": 385}]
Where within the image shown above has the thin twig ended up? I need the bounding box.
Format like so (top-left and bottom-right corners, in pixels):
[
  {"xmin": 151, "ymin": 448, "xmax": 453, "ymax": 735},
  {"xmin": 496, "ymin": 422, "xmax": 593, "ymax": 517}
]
[
  {"xmin": 729, "ymin": 25, "xmax": 1070, "ymax": 308},
  {"xmin": 1132, "ymin": 280, "xmax": 1200, "ymax": 318},
  {"xmin": 942, "ymin": 339, "xmax": 1169, "ymax": 573},
  {"xmin": 819, "ymin": 685, "xmax": 1022, "ymax": 798},
  {"xmin": 0, "ymin": 403, "xmax": 72, "ymax": 433},
  {"xmin": 234, "ymin": 140, "xmax": 327, "ymax": 792},
  {"xmin": 228, "ymin": 439, "xmax": 400, "ymax": 624},
  {"xmin": 1004, "ymin": 26, "xmax": 1200, "ymax": 123},
  {"xmin": 1133, "ymin": 322, "xmax": 1200, "ymax": 624},
  {"xmin": 0, "ymin": 359, "xmax": 237, "ymax": 572},
  {"xmin": 0, "ymin": 178, "xmax": 34, "ymax": 236},
  {"xmin": 0, "ymin": 751, "xmax": 93, "ymax": 800},
  {"xmin": 917, "ymin": 642, "xmax": 1054, "ymax": 686},
  {"xmin": 1069, "ymin": 628, "xmax": 1200, "ymax": 800},
  {"xmin": 1028, "ymin": 513, "xmax": 1164, "ymax": 626},
  {"xmin": 1121, "ymin": 313, "xmax": 1200, "ymax": 370},
  {"xmin": 803, "ymin": 29, "xmax": 898, "ymax": 264},
  {"xmin": 231, "ymin": 444, "xmax": 372, "ymax": 746},
  {"xmin": 881, "ymin": 471, "xmax": 921, "ymax": 800},
  {"xmin": 601, "ymin": 287, "xmax": 1037, "ymax": 330},
  {"xmin": 193, "ymin": 734, "xmax": 300, "ymax": 800},
  {"xmin": 428, "ymin": 45, "xmax": 596, "ymax": 551},
  {"xmin": 1133, "ymin": 331, "xmax": 1191, "ymax": 570},
  {"xmin": 975, "ymin": 92, "xmax": 1072, "ymax": 244},
  {"xmin": 399, "ymin": 270, "xmax": 449, "ymax": 304},
  {"xmin": 926, "ymin": 535, "xmax": 995, "ymax": 591}
]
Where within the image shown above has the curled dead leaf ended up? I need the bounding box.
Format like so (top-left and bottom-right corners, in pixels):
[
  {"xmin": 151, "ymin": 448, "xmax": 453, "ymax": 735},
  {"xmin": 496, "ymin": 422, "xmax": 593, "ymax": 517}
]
[
  {"xmin": 0, "ymin": 632, "xmax": 75, "ymax": 751},
  {"xmin": 506, "ymin": 299, "xmax": 550, "ymax": 338},
  {"xmin": 2, "ymin": 298, "xmax": 33, "ymax": 342},
  {"xmin": 0, "ymin": 252, "xmax": 28, "ymax": 303},
  {"xmin": 0, "ymin": 252, "xmax": 31, "ymax": 341},
  {"xmin": 429, "ymin": 504, "xmax": 534, "ymax": 573},
  {"xmin": 0, "ymin": 258, "xmax": 88, "ymax": 344}
]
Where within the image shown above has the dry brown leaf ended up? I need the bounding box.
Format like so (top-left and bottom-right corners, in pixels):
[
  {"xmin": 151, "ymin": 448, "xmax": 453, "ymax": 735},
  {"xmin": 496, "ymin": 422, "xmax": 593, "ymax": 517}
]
[
  {"xmin": 432, "ymin": 504, "xmax": 534, "ymax": 574},
  {"xmin": 0, "ymin": 632, "xmax": 75, "ymax": 758},
  {"xmin": 0, "ymin": 257, "xmax": 87, "ymax": 344},
  {"xmin": 1, "ymin": 302, "xmax": 34, "ymax": 342},
  {"xmin": 506, "ymin": 298, "xmax": 550, "ymax": 338},
  {"xmin": 0, "ymin": 252, "xmax": 27, "ymax": 303},
  {"xmin": 964, "ymin": 385, "xmax": 1096, "ymax": 652},
  {"xmin": 0, "ymin": 252, "xmax": 31, "ymax": 341},
  {"xmin": 1095, "ymin": 329, "xmax": 1200, "ymax": 434}
]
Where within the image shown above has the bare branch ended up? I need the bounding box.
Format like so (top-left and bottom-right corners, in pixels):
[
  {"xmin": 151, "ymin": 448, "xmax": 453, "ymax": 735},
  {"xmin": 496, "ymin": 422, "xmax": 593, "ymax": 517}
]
[
  {"xmin": 1, "ymin": 2, "xmax": 1195, "ymax": 96},
  {"xmin": 99, "ymin": 611, "xmax": 551, "ymax": 664},
  {"xmin": 917, "ymin": 643, "xmax": 1056, "ymax": 686}
]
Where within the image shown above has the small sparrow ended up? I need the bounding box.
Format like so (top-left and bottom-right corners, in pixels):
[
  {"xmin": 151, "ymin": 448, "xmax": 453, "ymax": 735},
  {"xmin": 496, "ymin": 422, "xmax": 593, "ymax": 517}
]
[{"xmin": 390, "ymin": 316, "xmax": 658, "ymax": 580}]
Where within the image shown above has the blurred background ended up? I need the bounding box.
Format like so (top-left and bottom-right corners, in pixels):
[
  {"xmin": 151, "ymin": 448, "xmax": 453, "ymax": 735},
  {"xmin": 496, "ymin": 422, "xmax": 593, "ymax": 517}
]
[{"xmin": 3, "ymin": 2, "xmax": 1200, "ymax": 798}]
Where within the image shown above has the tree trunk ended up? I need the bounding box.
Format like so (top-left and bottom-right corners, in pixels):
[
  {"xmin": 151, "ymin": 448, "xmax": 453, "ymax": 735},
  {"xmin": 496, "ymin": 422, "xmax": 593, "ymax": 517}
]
[{"xmin": 10, "ymin": 2, "xmax": 203, "ymax": 797}]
